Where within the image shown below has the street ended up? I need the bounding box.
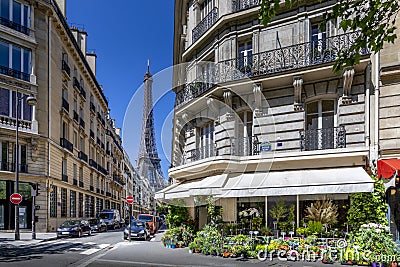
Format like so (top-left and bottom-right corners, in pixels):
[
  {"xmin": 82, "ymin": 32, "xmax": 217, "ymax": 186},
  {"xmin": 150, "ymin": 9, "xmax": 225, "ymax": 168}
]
[{"xmin": 0, "ymin": 227, "xmax": 334, "ymax": 267}]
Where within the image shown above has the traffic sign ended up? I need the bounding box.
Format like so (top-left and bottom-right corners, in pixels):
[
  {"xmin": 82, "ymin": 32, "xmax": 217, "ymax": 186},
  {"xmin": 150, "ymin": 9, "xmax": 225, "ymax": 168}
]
[
  {"xmin": 10, "ymin": 193, "xmax": 22, "ymax": 205},
  {"xmin": 126, "ymin": 196, "xmax": 134, "ymax": 204}
]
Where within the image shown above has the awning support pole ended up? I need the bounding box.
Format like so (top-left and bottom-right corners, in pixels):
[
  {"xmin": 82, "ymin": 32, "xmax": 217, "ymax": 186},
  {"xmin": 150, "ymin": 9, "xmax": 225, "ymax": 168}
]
[
  {"xmin": 265, "ymin": 196, "xmax": 268, "ymax": 227},
  {"xmin": 296, "ymin": 195, "xmax": 300, "ymax": 228}
]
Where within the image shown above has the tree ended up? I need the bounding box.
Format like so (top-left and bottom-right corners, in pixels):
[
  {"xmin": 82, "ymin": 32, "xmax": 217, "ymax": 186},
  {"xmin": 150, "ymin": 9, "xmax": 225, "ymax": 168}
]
[
  {"xmin": 347, "ymin": 176, "xmax": 388, "ymax": 230},
  {"xmin": 269, "ymin": 199, "xmax": 288, "ymax": 229},
  {"xmin": 259, "ymin": 0, "xmax": 400, "ymax": 72}
]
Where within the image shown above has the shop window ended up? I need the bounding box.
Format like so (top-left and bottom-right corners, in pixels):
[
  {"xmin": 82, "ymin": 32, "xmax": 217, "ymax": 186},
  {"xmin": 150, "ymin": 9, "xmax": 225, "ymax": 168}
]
[
  {"xmin": 70, "ymin": 190, "xmax": 76, "ymax": 217},
  {"xmin": 61, "ymin": 188, "xmax": 67, "ymax": 217},
  {"xmin": 49, "ymin": 185, "xmax": 57, "ymax": 218}
]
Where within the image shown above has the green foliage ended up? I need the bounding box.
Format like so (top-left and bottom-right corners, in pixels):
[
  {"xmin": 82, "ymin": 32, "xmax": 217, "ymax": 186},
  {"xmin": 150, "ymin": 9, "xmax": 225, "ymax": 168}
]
[
  {"xmin": 307, "ymin": 220, "xmax": 323, "ymax": 235},
  {"xmin": 206, "ymin": 196, "xmax": 223, "ymax": 226},
  {"xmin": 304, "ymin": 199, "xmax": 338, "ymax": 225},
  {"xmin": 259, "ymin": 0, "xmax": 400, "ymax": 72},
  {"xmin": 347, "ymin": 177, "xmax": 388, "ymax": 230},
  {"xmin": 166, "ymin": 200, "xmax": 190, "ymax": 228},
  {"xmin": 269, "ymin": 199, "xmax": 288, "ymax": 225}
]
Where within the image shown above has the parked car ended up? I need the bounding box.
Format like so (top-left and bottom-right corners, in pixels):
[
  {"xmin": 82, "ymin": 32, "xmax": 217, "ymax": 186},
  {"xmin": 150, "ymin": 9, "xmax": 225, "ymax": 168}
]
[
  {"xmin": 57, "ymin": 219, "xmax": 91, "ymax": 238},
  {"xmin": 124, "ymin": 216, "xmax": 136, "ymax": 226},
  {"xmin": 88, "ymin": 218, "xmax": 107, "ymax": 232},
  {"xmin": 123, "ymin": 220, "xmax": 150, "ymax": 240},
  {"xmin": 98, "ymin": 209, "xmax": 121, "ymax": 230},
  {"xmin": 155, "ymin": 216, "xmax": 161, "ymax": 229},
  {"xmin": 137, "ymin": 214, "xmax": 157, "ymax": 235}
]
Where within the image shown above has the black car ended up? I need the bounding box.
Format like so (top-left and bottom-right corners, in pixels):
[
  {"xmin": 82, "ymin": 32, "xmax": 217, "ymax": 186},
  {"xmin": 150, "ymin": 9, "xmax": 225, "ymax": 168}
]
[
  {"xmin": 57, "ymin": 219, "xmax": 92, "ymax": 238},
  {"xmin": 123, "ymin": 220, "xmax": 150, "ymax": 240},
  {"xmin": 88, "ymin": 218, "xmax": 107, "ymax": 232}
]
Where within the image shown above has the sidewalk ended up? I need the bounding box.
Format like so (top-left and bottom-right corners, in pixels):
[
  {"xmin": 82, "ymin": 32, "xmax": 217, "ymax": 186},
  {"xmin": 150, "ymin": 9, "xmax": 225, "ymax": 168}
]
[{"xmin": 0, "ymin": 230, "xmax": 57, "ymax": 246}]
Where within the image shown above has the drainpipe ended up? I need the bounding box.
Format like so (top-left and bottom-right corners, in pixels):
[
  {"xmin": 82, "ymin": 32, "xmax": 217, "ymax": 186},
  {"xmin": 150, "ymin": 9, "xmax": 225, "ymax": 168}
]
[
  {"xmin": 365, "ymin": 62, "xmax": 371, "ymax": 157},
  {"xmin": 46, "ymin": 13, "xmax": 51, "ymax": 233},
  {"xmin": 374, "ymin": 52, "xmax": 380, "ymax": 164}
]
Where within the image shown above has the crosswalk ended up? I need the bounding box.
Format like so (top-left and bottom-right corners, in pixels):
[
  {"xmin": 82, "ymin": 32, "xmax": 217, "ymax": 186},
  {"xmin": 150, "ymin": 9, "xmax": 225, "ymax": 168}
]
[{"xmin": 33, "ymin": 240, "xmax": 111, "ymax": 255}]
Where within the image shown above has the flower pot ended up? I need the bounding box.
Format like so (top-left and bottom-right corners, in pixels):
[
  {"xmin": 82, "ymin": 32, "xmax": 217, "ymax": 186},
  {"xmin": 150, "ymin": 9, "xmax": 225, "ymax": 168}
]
[{"xmin": 171, "ymin": 244, "xmax": 176, "ymax": 249}]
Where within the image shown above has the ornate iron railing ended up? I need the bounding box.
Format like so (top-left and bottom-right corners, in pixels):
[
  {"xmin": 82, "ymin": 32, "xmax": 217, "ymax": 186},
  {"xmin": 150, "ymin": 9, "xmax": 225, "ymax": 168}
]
[
  {"xmin": 184, "ymin": 145, "xmax": 215, "ymax": 163},
  {"xmin": 0, "ymin": 17, "xmax": 30, "ymax": 35},
  {"xmin": 231, "ymin": 136, "xmax": 260, "ymax": 156},
  {"xmin": 176, "ymin": 31, "xmax": 369, "ymax": 107},
  {"xmin": 0, "ymin": 65, "xmax": 30, "ymax": 81},
  {"xmin": 299, "ymin": 126, "xmax": 346, "ymax": 151},
  {"xmin": 89, "ymin": 159, "xmax": 98, "ymax": 169},
  {"xmin": 0, "ymin": 161, "xmax": 28, "ymax": 173},
  {"xmin": 78, "ymin": 151, "xmax": 88, "ymax": 162},
  {"xmin": 60, "ymin": 138, "xmax": 73, "ymax": 152},
  {"xmin": 62, "ymin": 174, "xmax": 68, "ymax": 182},
  {"xmin": 192, "ymin": 7, "xmax": 218, "ymax": 43},
  {"xmin": 232, "ymin": 0, "xmax": 260, "ymax": 12}
]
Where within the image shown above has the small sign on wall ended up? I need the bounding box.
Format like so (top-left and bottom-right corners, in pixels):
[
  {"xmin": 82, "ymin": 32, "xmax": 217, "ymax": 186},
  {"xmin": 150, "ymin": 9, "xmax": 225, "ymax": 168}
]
[{"xmin": 260, "ymin": 141, "xmax": 271, "ymax": 152}]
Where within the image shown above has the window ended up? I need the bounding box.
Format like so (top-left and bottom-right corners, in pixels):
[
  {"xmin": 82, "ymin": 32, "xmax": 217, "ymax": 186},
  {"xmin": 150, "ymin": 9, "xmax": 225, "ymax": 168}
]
[
  {"xmin": 73, "ymin": 131, "xmax": 78, "ymax": 149},
  {"xmin": 90, "ymin": 196, "xmax": 95, "ymax": 217},
  {"xmin": 80, "ymin": 136, "xmax": 84, "ymax": 152},
  {"xmin": 0, "ymin": 0, "xmax": 30, "ymax": 34},
  {"xmin": 79, "ymin": 167, "xmax": 83, "ymax": 183},
  {"xmin": 70, "ymin": 190, "xmax": 76, "ymax": 217},
  {"xmin": 62, "ymin": 121, "xmax": 68, "ymax": 139},
  {"xmin": 238, "ymin": 40, "xmax": 252, "ymax": 72},
  {"xmin": 85, "ymin": 194, "xmax": 90, "ymax": 217},
  {"xmin": 0, "ymin": 141, "xmax": 8, "ymax": 171},
  {"xmin": 235, "ymin": 111, "xmax": 254, "ymax": 156},
  {"xmin": 12, "ymin": 143, "xmax": 26, "ymax": 172},
  {"xmin": 96, "ymin": 197, "xmax": 102, "ymax": 215},
  {"xmin": 310, "ymin": 21, "xmax": 327, "ymax": 62},
  {"xmin": 0, "ymin": 88, "xmax": 32, "ymax": 120},
  {"xmin": 96, "ymin": 177, "xmax": 99, "ymax": 190},
  {"xmin": 62, "ymin": 158, "xmax": 67, "ymax": 175},
  {"xmin": 49, "ymin": 185, "xmax": 57, "ymax": 218},
  {"xmin": 196, "ymin": 122, "xmax": 214, "ymax": 159},
  {"xmin": 61, "ymin": 188, "xmax": 67, "ymax": 217},
  {"xmin": 90, "ymin": 173, "xmax": 93, "ymax": 187},
  {"xmin": 62, "ymin": 88, "xmax": 68, "ymax": 101},
  {"xmin": 0, "ymin": 40, "xmax": 31, "ymax": 79},
  {"xmin": 305, "ymin": 99, "xmax": 336, "ymax": 150},
  {"xmin": 200, "ymin": 0, "xmax": 215, "ymax": 20},
  {"xmin": 73, "ymin": 163, "xmax": 77, "ymax": 182},
  {"xmin": 78, "ymin": 192, "xmax": 83, "ymax": 217},
  {"xmin": 73, "ymin": 97, "xmax": 77, "ymax": 113}
]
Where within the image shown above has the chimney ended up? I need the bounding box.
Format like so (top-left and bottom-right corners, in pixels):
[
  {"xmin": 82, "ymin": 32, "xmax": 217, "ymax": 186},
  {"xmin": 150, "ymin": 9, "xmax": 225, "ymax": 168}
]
[
  {"xmin": 115, "ymin": 128, "xmax": 121, "ymax": 137},
  {"xmin": 70, "ymin": 26, "xmax": 87, "ymax": 55},
  {"xmin": 86, "ymin": 52, "xmax": 97, "ymax": 75},
  {"xmin": 55, "ymin": 0, "xmax": 66, "ymax": 16}
]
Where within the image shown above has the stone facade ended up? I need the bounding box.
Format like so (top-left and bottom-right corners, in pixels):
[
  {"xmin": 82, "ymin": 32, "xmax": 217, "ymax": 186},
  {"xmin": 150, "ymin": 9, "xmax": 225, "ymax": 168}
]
[{"xmin": 0, "ymin": 0, "xmax": 153, "ymax": 232}]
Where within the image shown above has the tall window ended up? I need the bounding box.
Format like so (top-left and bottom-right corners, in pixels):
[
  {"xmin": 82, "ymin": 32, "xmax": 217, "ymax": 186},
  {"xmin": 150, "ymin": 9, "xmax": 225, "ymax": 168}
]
[
  {"xmin": 62, "ymin": 158, "xmax": 67, "ymax": 176},
  {"xmin": 73, "ymin": 131, "xmax": 78, "ymax": 149},
  {"xmin": 0, "ymin": 41, "xmax": 31, "ymax": 79},
  {"xmin": 80, "ymin": 136, "xmax": 84, "ymax": 152},
  {"xmin": 238, "ymin": 40, "xmax": 252, "ymax": 72},
  {"xmin": 0, "ymin": 141, "xmax": 8, "ymax": 171},
  {"xmin": 61, "ymin": 188, "xmax": 67, "ymax": 217},
  {"xmin": 305, "ymin": 99, "xmax": 336, "ymax": 150},
  {"xmin": 70, "ymin": 190, "xmax": 76, "ymax": 217},
  {"xmin": 90, "ymin": 173, "xmax": 93, "ymax": 187},
  {"xmin": 200, "ymin": 0, "xmax": 215, "ymax": 19},
  {"xmin": 0, "ymin": 0, "xmax": 30, "ymax": 29},
  {"xmin": 73, "ymin": 96, "xmax": 77, "ymax": 114},
  {"xmin": 0, "ymin": 88, "xmax": 32, "ymax": 120},
  {"xmin": 78, "ymin": 192, "xmax": 83, "ymax": 217},
  {"xmin": 12, "ymin": 143, "xmax": 26, "ymax": 172},
  {"xmin": 197, "ymin": 122, "xmax": 214, "ymax": 159},
  {"xmin": 62, "ymin": 121, "xmax": 68, "ymax": 139},
  {"xmin": 49, "ymin": 185, "xmax": 57, "ymax": 218},
  {"xmin": 310, "ymin": 22, "xmax": 327, "ymax": 61},
  {"xmin": 73, "ymin": 163, "xmax": 77, "ymax": 182},
  {"xmin": 236, "ymin": 111, "xmax": 253, "ymax": 156},
  {"xmin": 79, "ymin": 167, "xmax": 83, "ymax": 183},
  {"xmin": 85, "ymin": 194, "xmax": 90, "ymax": 217}
]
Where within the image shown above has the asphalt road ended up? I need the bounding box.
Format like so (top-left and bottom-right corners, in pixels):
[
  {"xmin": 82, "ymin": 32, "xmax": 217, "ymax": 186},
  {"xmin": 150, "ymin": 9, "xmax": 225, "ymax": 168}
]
[{"xmin": 0, "ymin": 226, "xmax": 338, "ymax": 267}]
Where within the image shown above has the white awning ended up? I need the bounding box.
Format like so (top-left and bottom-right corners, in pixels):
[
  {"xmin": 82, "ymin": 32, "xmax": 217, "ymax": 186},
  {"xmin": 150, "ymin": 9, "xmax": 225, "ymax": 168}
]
[
  {"xmin": 160, "ymin": 174, "xmax": 228, "ymax": 200},
  {"xmin": 155, "ymin": 183, "xmax": 179, "ymax": 199},
  {"xmin": 218, "ymin": 167, "xmax": 374, "ymax": 198}
]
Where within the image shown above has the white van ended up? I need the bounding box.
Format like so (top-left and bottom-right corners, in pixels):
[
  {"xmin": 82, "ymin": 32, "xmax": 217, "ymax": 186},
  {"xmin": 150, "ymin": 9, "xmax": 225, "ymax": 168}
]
[{"xmin": 98, "ymin": 209, "xmax": 121, "ymax": 230}]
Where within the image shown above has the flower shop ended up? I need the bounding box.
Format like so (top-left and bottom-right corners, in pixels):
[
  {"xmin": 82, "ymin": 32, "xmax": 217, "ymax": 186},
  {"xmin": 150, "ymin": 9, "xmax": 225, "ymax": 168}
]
[{"xmin": 160, "ymin": 177, "xmax": 400, "ymax": 266}]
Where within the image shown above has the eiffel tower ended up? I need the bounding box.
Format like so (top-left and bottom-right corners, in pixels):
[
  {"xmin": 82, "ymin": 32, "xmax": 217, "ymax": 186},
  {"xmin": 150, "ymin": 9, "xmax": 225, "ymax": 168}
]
[{"xmin": 137, "ymin": 62, "xmax": 167, "ymax": 192}]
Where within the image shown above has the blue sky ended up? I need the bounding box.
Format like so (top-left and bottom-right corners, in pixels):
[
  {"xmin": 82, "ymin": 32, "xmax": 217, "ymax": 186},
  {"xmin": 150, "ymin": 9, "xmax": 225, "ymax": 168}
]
[{"xmin": 66, "ymin": 1, "xmax": 175, "ymax": 179}]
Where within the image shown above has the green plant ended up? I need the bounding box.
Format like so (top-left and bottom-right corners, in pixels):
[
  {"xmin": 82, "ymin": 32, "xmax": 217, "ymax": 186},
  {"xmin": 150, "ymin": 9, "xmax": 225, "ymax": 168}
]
[
  {"xmin": 269, "ymin": 199, "xmax": 288, "ymax": 228},
  {"xmin": 307, "ymin": 220, "xmax": 323, "ymax": 235},
  {"xmin": 305, "ymin": 199, "xmax": 338, "ymax": 225},
  {"xmin": 260, "ymin": 226, "xmax": 271, "ymax": 235},
  {"xmin": 166, "ymin": 200, "xmax": 190, "ymax": 228},
  {"xmin": 347, "ymin": 177, "xmax": 388, "ymax": 230},
  {"xmin": 206, "ymin": 196, "xmax": 223, "ymax": 226},
  {"xmin": 251, "ymin": 217, "xmax": 263, "ymax": 230}
]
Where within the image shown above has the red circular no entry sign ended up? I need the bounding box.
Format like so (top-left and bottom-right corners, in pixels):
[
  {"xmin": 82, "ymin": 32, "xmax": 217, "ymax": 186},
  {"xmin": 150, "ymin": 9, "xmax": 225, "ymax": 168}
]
[
  {"xmin": 126, "ymin": 196, "xmax": 134, "ymax": 204},
  {"xmin": 10, "ymin": 193, "xmax": 22, "ymax": 205}
]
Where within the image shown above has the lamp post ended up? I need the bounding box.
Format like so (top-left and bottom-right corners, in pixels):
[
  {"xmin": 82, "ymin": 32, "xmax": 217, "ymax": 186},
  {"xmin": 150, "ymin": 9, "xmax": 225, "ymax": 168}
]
[{"xmin": 14, "ymin": 93, "xmax": 37, "ymax": 240}]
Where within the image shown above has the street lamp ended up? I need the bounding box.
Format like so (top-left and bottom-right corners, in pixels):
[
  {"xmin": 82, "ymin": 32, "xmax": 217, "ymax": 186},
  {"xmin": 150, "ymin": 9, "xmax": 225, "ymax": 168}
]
[{"xmin": 15, "ymin": 93, "xmax": 37, "ymax": 240}]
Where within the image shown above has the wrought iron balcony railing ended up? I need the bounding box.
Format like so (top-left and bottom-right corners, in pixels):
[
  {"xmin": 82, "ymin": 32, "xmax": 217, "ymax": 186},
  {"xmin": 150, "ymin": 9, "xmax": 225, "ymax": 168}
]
[
  {"xmin": 78, "ymin": 151, "xmax": 88, "ymax": 162},
  {"xmin": 62, "ymin": 60, "xmax": 70, "ymax": 76},
  {"xmin": 89, "ymin": 159, "xmax": 98, "ymax": 169},
  {"xmin": 232, "ymin": 0, "xmax": 260, "ymax": 12},
  {"xmin": 184, "ymin": 146, "xmax": 215, "ymax": 163},
  {"xmin": 0, "ymin": 161, "xmax": 28, "ymax": 173},
  {"xmin": 73, "ymin": 110, "xmax": 79, "ymax": 122},
  {"xmin": 60, "ymin": 138, "xmax": 73, "ymax": 152},
  {"xmin": 62, "ymin": 98, "xmax": 69, "ymax": 112},
  {"xmin": 231, "ymin": 136, "xmax": 260, "ymax": 156},
  {"xmin": 176, "ymin": 31, "xmax": 369, "ymax": 107},
  {"xmin": 73, "ymin": 179, "xmax": 77, "ymax": 186},
  {"xmin": 299, "ymin": 126, "xmax": 346, "ymax": 151},
  {"xmin": 113, "ymin": 175, "xmax": 126, "ymax": 186},
  {"xmin": 90, "ymin": 185, "xmax": 94, "ymax": 191},
  {"xmin": 97, "ymin": 164, "xmax": 108, "ymax": 176},
  {"xmin": 0, "ymin": 17, "xmax": 30, "ymax": 35},
  {"xmin": 79, "ymin": 181, "xmax": 84, "ymax": 188},
  {"xmin": 62, "ymin": 174, "xmax": 68, "ymax": 182},
  {"xmin": 192, "ymin": 7, "xmax": 218, "ymax": 43},
  {"xmin": 106, "ymin": 192, "xmax": 111, "ymax": 197},
  {"xmin": 0, "ymin": 65, "xmax": 30, "ymax": 82}
]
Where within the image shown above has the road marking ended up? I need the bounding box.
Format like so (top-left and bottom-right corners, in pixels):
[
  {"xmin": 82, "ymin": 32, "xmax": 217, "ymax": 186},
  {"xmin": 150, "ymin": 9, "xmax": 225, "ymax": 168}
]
[
  {"xmin": 80, "ymin": 248, "xmax": 100, "ymax": 255},
  {"xmin": 94, "ymin": 259, "xmax": 207, "ymax": 267},
  {"xmin": 84, "ymin": 242, "xmax": 96, "ymax": 245}
]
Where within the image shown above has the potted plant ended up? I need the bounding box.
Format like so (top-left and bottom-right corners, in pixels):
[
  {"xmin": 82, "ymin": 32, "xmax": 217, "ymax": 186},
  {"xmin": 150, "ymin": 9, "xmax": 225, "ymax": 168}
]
[
  {"xmin": 260, "ymin": 226, "xmax": 271, "ymax": 236},
  {"xmin": 188, "ymin": 242, "xmax": 196, "ymax": 253}
]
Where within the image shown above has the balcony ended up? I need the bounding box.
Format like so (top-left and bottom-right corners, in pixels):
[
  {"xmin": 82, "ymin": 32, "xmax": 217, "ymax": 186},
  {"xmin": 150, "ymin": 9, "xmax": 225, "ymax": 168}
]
[
  {"xmin": 73, "ymin": 179, "xmax": 77, "ymax": 186},
  {"xmin": 106, "ymin": 192, "xmax": 111, "ymax": 197},
  {"xmin": 80, "ymin": 87, "xmax": 86, "ymax": 99},
  {"xmin": 192, "ymin": 7, "xmax": 218, "ymax": 43},
  {"xmin": 300, "ymin": 126, "xmax": 346, "ymax": 151},
  {"xmin": 73, "ymin": 77, "xmax": 80, "ymax": 90},
  {"xmin": 90, "ymin": 130, "xmax": 94, "ymax": 139},
  {"xmin": 79, "ymin": 118, "xmax": 85, "ymax": 128},
  {"xmin": 96, "ymin": 188, "xmax": 100, "ymax": 194},
  {"xmin": 62, "ymin": 174, "xmax": 68, "ymax": 182},
  {"xmin": 78, "ymin": 151, "xmax": 88, "ymax": 162},
  {"xmin": 113, "ymin": 175, "xmax": 126, "ymax": 186},
  {"xmin": 89, "ymin": 159, "xmax": 98, "ymax": 169},
  {"xmin": 62, "ymin": 60, "xmax": 70, "ymax": 77},
  {"xmin": 73, "ymin": 110, "xmax": 79, "ymax": 122},
  {"xmin": 62, "ymin": 98, "xmax": 69, "ymax": 112},
  {"xmin": 0, "ymin": 66, "xmax": 29, "ymax": 83},
  {"xmin": 60, "ymin": 138, "xmax": 73, "ymax": 152},
  {"xmin": 0, "ymin": 161, "xmax": 28, "ymax": 173},
  {"xmin": 176, "ymin": 31, "xmax": 369, "ymax": 107},
  {"xmin": 90, "ymin": 102, "xmax": 96, "ymax": 113},
  {"xmin": 90, "ymin": 185, "xmax": 94, "ymax": 191},
  {"xmin": 0, "ymin": 115, "xmax": 33, "ymax": 132},
  {"xmin": 184, "ymin": 146, "xmax": 215, "ymax": 163},
  {"xmin": 97, "ymin": 164, "xmax": 108, "ymax": 175},
  {"xmin": 97, "ymin": 112, "xmax": 105, "ymax": 126},
  {"xmin": 232, "ymin": 0, "xmax": 260, "ymax": 12},
  {"xmin": 0, "ymin": 17, "xmax": 30, "ymax": 35},
  {"xmin": 231, "ymin": 137, "xmax": 260, "ymax": 156},
  {"xmin": 79, "ymin": 181, "xmax": 84, "ymax": 188},
  {"xmin": 101, "ymin": 190, "xmax": 104, "ymax": 195}
]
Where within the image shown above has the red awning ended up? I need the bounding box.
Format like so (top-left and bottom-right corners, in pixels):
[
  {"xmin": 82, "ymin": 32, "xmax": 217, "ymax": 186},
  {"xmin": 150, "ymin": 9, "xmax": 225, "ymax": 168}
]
[{"xmin": 377, "ymin": 159, "xmax": 400, "ymax": 179}]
